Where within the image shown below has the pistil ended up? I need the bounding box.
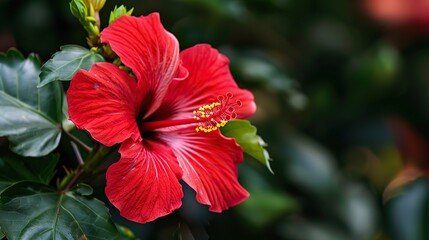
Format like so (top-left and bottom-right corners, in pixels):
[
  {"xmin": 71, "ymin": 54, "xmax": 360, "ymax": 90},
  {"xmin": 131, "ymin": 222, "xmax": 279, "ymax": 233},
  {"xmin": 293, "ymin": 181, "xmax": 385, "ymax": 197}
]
[
  {"xmin": 140, "ymin": 118, "xmax": 197, "ymax": 132},
  {"xmin": 140, "ymin": 93, "xmax": 242, "ymax": 133}
]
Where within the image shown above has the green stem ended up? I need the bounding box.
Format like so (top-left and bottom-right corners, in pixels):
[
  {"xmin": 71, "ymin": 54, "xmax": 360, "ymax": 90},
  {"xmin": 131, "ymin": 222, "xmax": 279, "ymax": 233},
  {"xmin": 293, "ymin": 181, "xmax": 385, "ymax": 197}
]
[
  {"xmin": 63, "ymin": 128, "xmax": 92, "ymax": 153},
  {"xmin": 83, "ymin": 144, "xmax": 111, "ymax": 171},
  {"xmin": 70, "ymin": 142, "xmax": 84, "ymax": 165},
  {"xmin": 58, "ymin": 143, "xmax": 111, "ymax": 192},
  {"xmin": 94, "ymin": 11, "xmax": 100, "ymax": 29}
]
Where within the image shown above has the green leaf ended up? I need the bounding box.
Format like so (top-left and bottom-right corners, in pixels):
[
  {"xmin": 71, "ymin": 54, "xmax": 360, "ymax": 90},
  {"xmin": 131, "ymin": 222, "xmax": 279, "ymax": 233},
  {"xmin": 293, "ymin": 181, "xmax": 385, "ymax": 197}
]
[
  {"xmin": 116, "ymin": 225, "xmax": 139, "ymax": 240},
  {"xmin": 0, "ymin": 182, "xmax": 120, "ymax": 240},
  {"xmin": 109, "ymin": 5, "xmax": 134, "ymax": 25},
  {"xmin": 385, "ymin": 178, "xmax": 429, "ymax": 240},
  {"xmin": 0, "ymin": 151, "xmax": 58, "ymax": 193},
  {"xmin": 38, "ymin": 45, "xmax": 104, "ymax": 87},
  {"xmin": 221, "ymin": 120, "xmax": 272, "ymax": 173},
  {"xmin": 280, "ymin": 130, "xmax": 340, "ymax": 196},
  {"xmin": 237, "ymin": 190, "xmax": 297, "ymax": 228},
  {"xmin": 279, "ymin": 219, "xmax": 351, "ymax": 240},
  {"xmin": 237, "ymin": 165, "xmax": 299, "ymax": 228},
  {"xmin": 0, "ymin": 49, "xmax": 62, "ymax": 157}
]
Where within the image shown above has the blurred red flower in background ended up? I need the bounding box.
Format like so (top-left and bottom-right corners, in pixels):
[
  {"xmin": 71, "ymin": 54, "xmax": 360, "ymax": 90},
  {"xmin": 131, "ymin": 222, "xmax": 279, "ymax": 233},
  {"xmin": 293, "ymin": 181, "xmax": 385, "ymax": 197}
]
[{"xmin": 363, "ymin": 0, "xmax": 429, "ymax": 33}]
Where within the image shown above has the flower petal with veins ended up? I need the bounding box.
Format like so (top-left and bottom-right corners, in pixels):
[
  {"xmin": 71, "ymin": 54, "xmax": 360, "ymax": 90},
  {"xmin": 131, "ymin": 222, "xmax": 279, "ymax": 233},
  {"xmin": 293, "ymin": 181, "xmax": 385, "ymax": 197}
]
[{"xmin": 106, "ymin": 139, "xmax": 183, "ymax": 223}]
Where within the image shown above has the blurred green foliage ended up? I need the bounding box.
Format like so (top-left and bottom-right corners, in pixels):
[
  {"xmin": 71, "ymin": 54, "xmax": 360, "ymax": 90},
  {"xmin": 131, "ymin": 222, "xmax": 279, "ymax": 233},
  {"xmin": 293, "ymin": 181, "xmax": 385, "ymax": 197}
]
[{"xmin": 2, "ymin": 0, "xmax": 429, "ymax": 239}]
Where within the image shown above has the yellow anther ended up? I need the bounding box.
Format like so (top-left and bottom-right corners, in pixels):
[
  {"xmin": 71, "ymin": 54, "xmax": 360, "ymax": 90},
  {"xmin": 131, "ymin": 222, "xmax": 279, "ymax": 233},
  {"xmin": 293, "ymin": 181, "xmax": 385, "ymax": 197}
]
[{"xmin": 193, "ymin": 99, "xmax": 238, "ymax": 133}]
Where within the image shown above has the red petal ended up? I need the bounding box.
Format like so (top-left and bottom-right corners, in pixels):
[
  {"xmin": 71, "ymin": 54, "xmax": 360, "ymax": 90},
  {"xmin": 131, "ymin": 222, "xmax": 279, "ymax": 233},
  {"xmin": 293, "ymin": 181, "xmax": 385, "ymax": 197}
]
[
  {"xmin": 158, "ymin": 44, "xmax": 256, "ymax": 120},
  {"xmin": 106, "ymin": 139, "xmax": 183, "ymax": 223},
  {"xmin": 101, "ymin": 14, "xmax": 180, "ymax": 118},
  {"xmin": 162, "ymin": 127, "xmax": 249, "ymax": 212},
  {"xmin": 67, "ymin": 63, "xmax": 141, "ymax": 146}
]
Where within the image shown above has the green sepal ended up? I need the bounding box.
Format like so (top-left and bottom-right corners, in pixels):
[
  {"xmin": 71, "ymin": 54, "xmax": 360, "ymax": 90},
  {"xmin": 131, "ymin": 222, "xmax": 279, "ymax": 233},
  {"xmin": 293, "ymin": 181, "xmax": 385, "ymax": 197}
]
[
  {"xmin": 221, "ymin": 120, "xmax": 273, "ymax": 173},
  {"xmin": 109, "ymin": 5, "xmax": 134, "ymax": 25}
]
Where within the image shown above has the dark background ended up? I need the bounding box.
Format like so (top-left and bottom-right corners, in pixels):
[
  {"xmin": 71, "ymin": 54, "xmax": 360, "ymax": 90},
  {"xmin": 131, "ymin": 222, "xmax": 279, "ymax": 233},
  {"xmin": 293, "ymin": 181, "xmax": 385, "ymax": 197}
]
[{"xmin": 2, "ymin": 0, "xmax": 429, "ymax": 239}]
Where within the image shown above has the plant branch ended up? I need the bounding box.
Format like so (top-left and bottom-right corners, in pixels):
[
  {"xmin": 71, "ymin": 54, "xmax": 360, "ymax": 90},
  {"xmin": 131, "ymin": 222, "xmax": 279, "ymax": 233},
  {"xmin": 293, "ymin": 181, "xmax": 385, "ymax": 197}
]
[
  {"xmin": 63, "ymin": 128, "xmax": 92, "ymax": 153},
  {"xmin": 58, "ymin": 143, "xmax": 112, "ymax": 192},
  {"xmin": 70, "ymin": 142, "xmax": 84, "ymax": 165}
]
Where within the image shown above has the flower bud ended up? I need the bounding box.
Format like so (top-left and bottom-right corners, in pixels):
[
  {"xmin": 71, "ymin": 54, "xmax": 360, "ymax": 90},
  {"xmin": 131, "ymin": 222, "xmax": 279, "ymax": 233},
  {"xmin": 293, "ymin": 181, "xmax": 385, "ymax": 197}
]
[
  {"xmin": 84, "ymin": 0, "xmax": 106, "ymax": 12},
  {"xmin": 109, "ymin": 5, "xmax": 134, "ymax": 25}
]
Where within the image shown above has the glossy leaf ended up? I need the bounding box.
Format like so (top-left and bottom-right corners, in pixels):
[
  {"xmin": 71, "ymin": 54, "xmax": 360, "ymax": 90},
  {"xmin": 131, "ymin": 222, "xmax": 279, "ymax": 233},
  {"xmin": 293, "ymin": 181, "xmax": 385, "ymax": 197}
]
[
  {"xmin": 385, "ymin": 178, "xmax": 429, "ymax": 240},
  {"xmin": 221, "ymin": 120, "xmax": 272, "ymax": 173},
  {"xmin": 0, "ymin": 49, "xmax": 62, "ymax": 157},
  {"xmin": 0, "ymin": 151, "xmax": 58, "ymax": 194},
  {"xmin": 0, "ymin": 182, "xmax": 120, "ymax": 240},
  {"xmin": 337, "ymin": 182, "xmax": 379, "ymax": 240},
  {"xmin": 280, "ymin": 129, "xmax": 340, "ymax": 196},
  {"xmin": 38, "ymin": 45, "xmax": 104, "ymax": 87}
]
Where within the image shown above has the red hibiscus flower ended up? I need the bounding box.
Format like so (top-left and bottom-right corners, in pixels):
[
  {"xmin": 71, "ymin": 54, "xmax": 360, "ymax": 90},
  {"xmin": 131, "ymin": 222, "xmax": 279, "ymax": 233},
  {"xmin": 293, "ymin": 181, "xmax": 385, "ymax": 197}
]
[{"xmin": 67, "ymin": 13, "xmax": 256, "ymax": 223}]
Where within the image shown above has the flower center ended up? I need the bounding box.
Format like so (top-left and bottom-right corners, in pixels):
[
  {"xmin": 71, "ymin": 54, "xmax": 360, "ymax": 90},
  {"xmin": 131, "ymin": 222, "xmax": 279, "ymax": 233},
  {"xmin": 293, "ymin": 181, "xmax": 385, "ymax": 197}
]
[{"xmin": 140, "ymin": 93, "xmax": 241, "ymax": 133}]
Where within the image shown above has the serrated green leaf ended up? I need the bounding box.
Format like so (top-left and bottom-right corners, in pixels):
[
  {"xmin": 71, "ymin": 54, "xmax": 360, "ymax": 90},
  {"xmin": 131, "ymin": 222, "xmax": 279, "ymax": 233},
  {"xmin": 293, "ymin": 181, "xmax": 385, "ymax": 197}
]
[
  {"xmin": 0, "ymin": 182, "xmax": 120, "ymax": 240},
  {"xmin": 0, "ymin": 49, "xmax": 62, "ymax": 157},
  {"xmin": 221, "ymin": 120, "xmax": 272, "ymax": 173},
  {"xmin": 109, "ymin": 5, "xmax": 134, "ymax": 25},
  {"xmin": 39, "ymin": 45, "xmax": 104, "ymax": 87},
  {"xmin": 0, "ymin": 151, "xmax": 58, "ymax": 192}
]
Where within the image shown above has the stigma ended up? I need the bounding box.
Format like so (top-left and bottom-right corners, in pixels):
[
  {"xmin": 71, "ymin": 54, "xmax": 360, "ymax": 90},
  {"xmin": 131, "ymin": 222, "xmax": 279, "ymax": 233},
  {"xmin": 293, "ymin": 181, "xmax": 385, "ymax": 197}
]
[{"xmin": 193, "ymin": 93, "xmax": 242, "ymax": 133}]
